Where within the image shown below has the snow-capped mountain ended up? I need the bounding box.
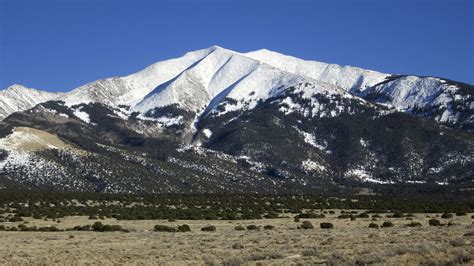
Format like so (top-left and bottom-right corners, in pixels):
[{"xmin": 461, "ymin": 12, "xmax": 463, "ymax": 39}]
[
  {"xmin": 1, "ymin": 46, "xmax": 471, "ymax": 130},
  {"xmin": 0, "ymin": 84, "xmax": 62, "ymax": 120},
  {"xmin": 0, "ymin": 46, "xmax": 472, "ymax": 193}
]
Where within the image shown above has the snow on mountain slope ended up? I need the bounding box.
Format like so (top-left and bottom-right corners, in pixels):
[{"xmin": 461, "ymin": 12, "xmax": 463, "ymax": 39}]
[
  {"xmin": 2, "ymin": 46, "xmax": 471, "ymax": 132},
  {"xmin": 60, "ymin": 46, "xmax": 217, "ymax": 106},
  {"xmin": 360, "ymin": 75, "xmax": 473, "ymax": 128},
  {"xmin": 244, "ymin": 49, "xmax": 389, "ymax": 93},
  {"xmin": 133, "ymin": 46, "xmax": 354, "ymax": 118},
  {"xmin": 0, "ymin": 84, "xmax": 62, "ymax": 120}
]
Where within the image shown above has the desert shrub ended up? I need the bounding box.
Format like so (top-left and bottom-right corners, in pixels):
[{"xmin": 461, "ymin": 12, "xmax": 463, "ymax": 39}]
[
  {"xmin": 0, "ymin": 225, "xmax": 5, "ymax": 231},
  {"xmin": 337, "ymin": 214, "xmax": 352, "ymax": 219},
  {"xmin": 455, "ymin": 211, "xmax": 467, "ymax": 216},
  {"xmin": 382, "ymin": 221, "xmax": 394, "ymax": 228},
  {"xmin": 88, "ymin": 215, "xmax": 98, "ymax": 220},
  {"xmin": 263, "ymin": 225, "xmax": 274, "ymax": 230},
  {"xmin": 329, "ymin": 211, "xmax": 335, "ymax": 214},
  {"xmin": 72, "ymin": 225, "xmax": 91, "ymax": 231},
  {"xmin": 429, "ymin": 219, "xmax": 441, "ymax": 226},
  {"xmin": 320, "ymin": 222, "xmax": 334, "ymax": 229},
  {"xmin": 177, "ymin": 224, "xmax": 191, "ymax": 232},
  {"xmin": 368, "ymin": 223, "xmax": 379, "ymax": 229},
  {"xmin": 406, "ymin": 222, "xmax": 422, "ymax": 227},
  {"xmin": 441, "ymin": 213, "xmax": 453, "ymax": 219},
  {"xmin": 293, "ymin": 217, "xmax": 300, "ymax": 222},
  {"xmin": 448, "ymin": 222, "xmax": 456, "ymax": 227},
  {"xmin": 92, "ymin": 222, "xmax": 104, "ymax": 232},
  {"xmin": 38, "ymin": 226, "xmax": 61, "ymax": 232},
  {"xmin": 247, "ymin": 224, "xmax": 259, "ymax": 230},
  {"xmin": 201, "ymin": 225, "xmax": 216, "ymax": 232},
  {"xmin": 232, "ymin": 243, "xmax": 244, "ymax": 250},
  {"xmin": 300, "ymin": 221, "xmax": 314, "ymax": 229},
  {"xmin": 372, "ymin": 214, "xmax": 382, "ymax": 218},
  {"xmin": 351, "ymin": 216, "xmax": 357, "ymax": 221},
  {"xmin": 154, "ymin": 225, "xmax": 176, "ymax": 232},
  {"xmin": 9, "ymin": 215, "xmax": 23, "ymax": 222},
  {"xmin": 358, "ymin": 212, "xmax": 370, "ymax": 218},
  {"xmin": 234, "ymin": 225, "xmax": 245, "ymax": 231}
]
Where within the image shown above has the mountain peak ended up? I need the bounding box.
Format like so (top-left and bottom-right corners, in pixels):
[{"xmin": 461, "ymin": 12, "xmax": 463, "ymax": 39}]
[{"xmin": 5, "ymin": 84, "xmax": 29, "ymax": 91}]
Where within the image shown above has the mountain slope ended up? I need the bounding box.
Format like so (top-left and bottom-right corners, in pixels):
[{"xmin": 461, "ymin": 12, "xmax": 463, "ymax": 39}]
[
  {"xmin": 359, "ymin": 75, "xmax": 474, "ymax": 131},
  {"xmin": 60, "ymin": 47, "xmax": 217, "ymax": 107},
  {"xmin": 0, "ymin": 85, "xmax": 62, "ymax": 120},
  {"xmin": 0, "ymin": 46, "xmax": 473, "ymax": 193},
  {"xmin": 244, "ymin": 49, "xmax": 389, "ymax": 93},
  {"xmin": 2, "ymin": 46, "xmax": 472, "ymax": 131}
]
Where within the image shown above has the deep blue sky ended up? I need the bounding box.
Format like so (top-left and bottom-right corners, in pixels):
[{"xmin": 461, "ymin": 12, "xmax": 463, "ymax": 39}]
[{"xmin": 1, "ymin": 0, "xmax": 473, "ymax": 92}]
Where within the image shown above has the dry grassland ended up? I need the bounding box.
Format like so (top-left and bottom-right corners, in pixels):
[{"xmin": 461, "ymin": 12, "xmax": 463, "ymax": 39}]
[{"xmin": 0, "ymin": 212, "xmax": 472, "ymax": 265}]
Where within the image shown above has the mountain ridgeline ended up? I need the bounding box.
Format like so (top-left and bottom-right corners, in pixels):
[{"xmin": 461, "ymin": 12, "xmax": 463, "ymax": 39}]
[{"xmin": 0, "ymin": 46, "xmax": 472, "ymax": 193}]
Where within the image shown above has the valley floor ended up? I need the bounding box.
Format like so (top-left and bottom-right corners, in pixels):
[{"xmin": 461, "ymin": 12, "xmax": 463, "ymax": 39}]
[{"xmin": 0, "ymin": 213, "xmax": 472, "ymax": 265}]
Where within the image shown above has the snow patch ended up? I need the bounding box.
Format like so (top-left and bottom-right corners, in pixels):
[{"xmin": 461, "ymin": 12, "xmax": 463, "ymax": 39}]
[
  {"xmin": 202, "ymin": 129, "xmax": 212, "ymax": 138},
  {"xmin": 72, "ymin": 107, "xmax": 91, "ymax": 123}
]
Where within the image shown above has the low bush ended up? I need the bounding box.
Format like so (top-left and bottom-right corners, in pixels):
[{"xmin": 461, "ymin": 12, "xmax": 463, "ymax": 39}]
[
  {"xmin": 247, "ymin": 224, "xmax": 259, "ymax": 230},
  {"xmin": 154, "ymin": 225, "xmax": 176, "ymax": 232},
  {"xmin": 177, "ymin": 224, "xmax": 191, "ymax": 232},
  {"xmin": 300, "ymin": 221, "xmax": 314, "ymax": 229},
  {"xmin": 429, "ymin": 219, "xmax": 442, "ymax": 226},
  {"xmin": 8, "ymin": 215, "xmax": 23, "ymax": 222},
  {"xmin": 263, "ymin": 225, "xmax": 274, "ymax": 230},
  {"xmin": 455, "ymin": 211, "xmax": 467, "ymax": 216},
  {"xmin": 320, "ymin": 222, "xmax": 334, "ymax": 229},
  {"xmin": 72, "ymin": 225, "xmax": 91, "ymax": 231},
  {"xmin": 382, "ymin": 221, "xmax": 394, "ymax": 228},
  {"xmin": 368, "ymin": 223, "xmax": 379, "ymax": 229},
  {"xmin": 38, "ymin": 226, "xmax": 62, "ymax": 232},
  {"xmin": 441, "ymin": 213, "xmax": 453, "ymax": 219},
  {"xmin": 201, "ymin": 225, "xmax": 216, "ymax": 232},
  {"xmin": 234, "ymin": 225, "xmax": 246, "ymax": 231}
]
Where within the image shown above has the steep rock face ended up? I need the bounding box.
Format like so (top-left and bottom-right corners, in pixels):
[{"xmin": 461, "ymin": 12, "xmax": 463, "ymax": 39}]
[{"xmin": 0, "ymin": 85, "xmax": 62, "ymax": 120}]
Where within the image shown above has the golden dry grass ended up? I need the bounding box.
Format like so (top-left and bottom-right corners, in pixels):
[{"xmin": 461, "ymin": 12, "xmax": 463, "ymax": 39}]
[{"xmin": 0, "ymin": 212, "xmax": 472, "ymax": 265}]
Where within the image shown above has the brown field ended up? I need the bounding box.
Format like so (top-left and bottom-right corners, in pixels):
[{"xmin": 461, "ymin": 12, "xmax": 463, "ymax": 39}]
[{"xmin": 0, "ymin": 212, "xmax": 472, "ymax": 265}]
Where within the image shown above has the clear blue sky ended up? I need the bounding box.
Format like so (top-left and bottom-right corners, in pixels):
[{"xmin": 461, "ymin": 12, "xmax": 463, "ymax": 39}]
[{"xmin": 1, "ymin": 0, "xmax": 473, "ymax": 92}]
